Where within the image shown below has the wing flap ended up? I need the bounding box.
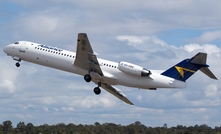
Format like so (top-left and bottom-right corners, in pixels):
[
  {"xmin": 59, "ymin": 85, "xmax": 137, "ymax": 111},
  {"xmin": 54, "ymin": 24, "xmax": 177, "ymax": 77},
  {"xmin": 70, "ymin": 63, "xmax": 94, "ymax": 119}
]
[{"xmin": 101, "ymin": 83, "xmax": 134, "ymax": 105}]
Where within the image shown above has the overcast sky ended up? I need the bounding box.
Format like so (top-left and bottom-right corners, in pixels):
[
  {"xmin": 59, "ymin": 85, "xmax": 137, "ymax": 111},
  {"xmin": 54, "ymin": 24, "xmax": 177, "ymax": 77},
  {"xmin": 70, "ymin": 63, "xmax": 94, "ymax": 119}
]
[{"xmin": 0, "ymin": 0, "xmax": 221, "ymax": 127}]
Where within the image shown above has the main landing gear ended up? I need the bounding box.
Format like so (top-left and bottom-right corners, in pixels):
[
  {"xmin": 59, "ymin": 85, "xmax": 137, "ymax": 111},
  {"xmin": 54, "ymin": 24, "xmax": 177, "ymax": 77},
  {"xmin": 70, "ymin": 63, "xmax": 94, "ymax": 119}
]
[
  {"xmin": 15, "ymin": 62, "xmax": 20, "ymax": 67},
  {"xmin": 94, "ymin": 87, "xmax": 101, "ymax": 95},
  {"xmin": 84, "ymin": 74, "xmax": 101, "ymax": 95},
  {"xmin": 84, "ymin": 74, "xmax": 92, "ymax": 82}
]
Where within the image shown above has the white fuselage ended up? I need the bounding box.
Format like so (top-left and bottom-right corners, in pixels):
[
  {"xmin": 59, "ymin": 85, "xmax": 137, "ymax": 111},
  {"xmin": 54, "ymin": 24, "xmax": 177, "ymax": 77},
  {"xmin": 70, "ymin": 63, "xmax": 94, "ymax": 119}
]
[{"xmin": 3, "ymin": 41, "xmax": 186, "ymax": 89}]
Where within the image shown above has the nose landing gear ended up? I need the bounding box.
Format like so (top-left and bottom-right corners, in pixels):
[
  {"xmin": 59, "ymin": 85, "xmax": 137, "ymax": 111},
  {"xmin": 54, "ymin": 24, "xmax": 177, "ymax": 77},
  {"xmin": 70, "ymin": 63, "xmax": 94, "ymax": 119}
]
[{"xmin": 15, "ymin": 62, "xmax": 20, "ymax": 67}]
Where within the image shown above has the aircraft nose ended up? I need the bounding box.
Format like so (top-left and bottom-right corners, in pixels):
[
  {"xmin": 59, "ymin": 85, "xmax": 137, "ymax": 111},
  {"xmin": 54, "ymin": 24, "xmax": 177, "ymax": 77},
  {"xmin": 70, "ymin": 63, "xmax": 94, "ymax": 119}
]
[{"xmin": 3, "ymin": 45, "xmax": 12, "ymax": 54}]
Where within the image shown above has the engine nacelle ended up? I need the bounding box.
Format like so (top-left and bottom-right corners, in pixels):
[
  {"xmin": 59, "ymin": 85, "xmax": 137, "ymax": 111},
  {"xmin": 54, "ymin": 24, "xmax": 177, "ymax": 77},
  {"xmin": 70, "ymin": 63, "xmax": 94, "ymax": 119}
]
[{"xmin": 118, "ymin": 61, "xmax": 151, "ymax": 77}]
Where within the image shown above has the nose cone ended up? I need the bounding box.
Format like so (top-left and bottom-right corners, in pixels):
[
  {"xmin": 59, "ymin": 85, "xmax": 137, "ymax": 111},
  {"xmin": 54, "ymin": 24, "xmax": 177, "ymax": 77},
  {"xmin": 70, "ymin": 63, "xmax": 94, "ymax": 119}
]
[
  {"xmin": 3, "ymin": 45, "xmax": 12, "ymax": 54},
  {"xmin": 3, "ymin": 46, "xmax": 7, "ymax": 53}
]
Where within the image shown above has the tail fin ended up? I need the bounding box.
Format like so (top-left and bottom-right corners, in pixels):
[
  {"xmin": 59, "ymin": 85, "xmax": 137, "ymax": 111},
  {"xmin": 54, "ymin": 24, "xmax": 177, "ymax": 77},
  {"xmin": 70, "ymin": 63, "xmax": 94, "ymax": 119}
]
[{"xmin": 161, "ymin": 52, "xmax": 217, "ymax": 82}]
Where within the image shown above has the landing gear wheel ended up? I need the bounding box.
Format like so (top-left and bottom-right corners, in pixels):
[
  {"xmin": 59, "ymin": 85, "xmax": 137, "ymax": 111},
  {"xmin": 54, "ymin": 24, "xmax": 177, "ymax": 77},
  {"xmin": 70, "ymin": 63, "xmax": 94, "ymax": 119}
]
[
  {"xmin": 94, "ymin": 87, "xmax": 101, "ymax": 95},
  {"xmin": 84, "ymin": 74, "xmax": 91, "ymax": 82},
  {"xmin": 15, "ymin": 62, "xmax": 20, "ymax": 67}
]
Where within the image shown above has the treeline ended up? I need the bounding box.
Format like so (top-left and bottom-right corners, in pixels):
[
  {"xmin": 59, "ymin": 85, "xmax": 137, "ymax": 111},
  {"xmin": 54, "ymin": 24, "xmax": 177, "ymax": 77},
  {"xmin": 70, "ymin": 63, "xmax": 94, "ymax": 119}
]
[{"xmin": 1, "ymin": 120, "xmax": 221, "ymax": 134}]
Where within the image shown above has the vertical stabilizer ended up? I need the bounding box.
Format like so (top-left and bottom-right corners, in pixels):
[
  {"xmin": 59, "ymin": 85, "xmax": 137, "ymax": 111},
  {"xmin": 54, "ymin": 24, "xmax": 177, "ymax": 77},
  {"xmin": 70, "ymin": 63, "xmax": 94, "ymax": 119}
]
[{"xmin": 161, "ymin": 52, "xmax": 217, "ymax": 81}]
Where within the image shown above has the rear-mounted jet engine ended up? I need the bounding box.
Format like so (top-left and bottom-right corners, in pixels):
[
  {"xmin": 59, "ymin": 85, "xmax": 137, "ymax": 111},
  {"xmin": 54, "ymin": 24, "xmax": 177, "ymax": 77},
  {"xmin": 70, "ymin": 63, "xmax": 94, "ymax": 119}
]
[{"xmin": 118, "ymin": 61, "xmax": 151, "ymax": 77}]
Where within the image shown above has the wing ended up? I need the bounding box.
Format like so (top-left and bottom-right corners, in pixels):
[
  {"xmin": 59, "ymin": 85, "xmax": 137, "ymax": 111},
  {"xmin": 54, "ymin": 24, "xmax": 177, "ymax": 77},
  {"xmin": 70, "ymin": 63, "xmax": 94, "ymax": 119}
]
[
  {"xmin": 74, "ymin": 33, "xmax": 133, "ymax": 105},
  {"xmin": 74, "ymin": 33, "xmax": 103, "ymax": 76},
  {"xmin": 101, "ymin": 83, "xmax": 134, "ymax": 105}
]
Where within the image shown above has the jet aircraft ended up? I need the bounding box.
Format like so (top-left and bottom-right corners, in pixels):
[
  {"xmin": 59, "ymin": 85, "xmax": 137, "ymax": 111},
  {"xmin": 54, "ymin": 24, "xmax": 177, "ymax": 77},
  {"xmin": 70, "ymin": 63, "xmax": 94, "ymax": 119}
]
[{"xmin": 3, "ymin": 33, "xmax": 217, "ymax": 105}]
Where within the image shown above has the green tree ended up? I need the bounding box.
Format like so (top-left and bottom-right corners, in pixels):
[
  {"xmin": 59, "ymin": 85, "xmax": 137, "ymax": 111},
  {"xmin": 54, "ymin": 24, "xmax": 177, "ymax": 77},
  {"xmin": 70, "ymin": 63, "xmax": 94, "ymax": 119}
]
[
  {"xmin": 41, "ymin": 123, "xmax": 51, "ymax": 134},
  {"xmin": 3, "ymin": 120, "xmax": 13, "ymax": 134},
  {"xmin": 16, "ymin": 122, "xmax": 26, "ymax": 134},
  {"xmin": 26, "ymin": 123, "xmax": 35, "ymax": 134},
  {"xmin": 134, "ymin": 121, "xmax": 142, "ymax": 126},
  {"xmin": 163, "ymin": 123, "xmax": 168, "ymax": 129},
  {"xmin": 94, "ymin": 122, "xmax": 101, "ymax": 127}
]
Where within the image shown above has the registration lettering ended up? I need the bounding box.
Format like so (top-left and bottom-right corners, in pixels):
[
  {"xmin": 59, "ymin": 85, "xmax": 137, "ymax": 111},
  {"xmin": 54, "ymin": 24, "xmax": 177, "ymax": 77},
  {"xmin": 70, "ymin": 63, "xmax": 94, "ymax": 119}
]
[{"xmin": 123, "ymin": 63, "xmax": 134, "ymax": 68}]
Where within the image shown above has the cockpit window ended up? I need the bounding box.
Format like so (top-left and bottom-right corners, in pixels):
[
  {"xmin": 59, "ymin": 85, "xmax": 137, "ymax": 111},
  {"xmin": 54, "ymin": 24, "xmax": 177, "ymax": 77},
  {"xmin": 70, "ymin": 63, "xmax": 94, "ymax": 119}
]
[{"xmin": 14, "ymin": 42, "xmax": 19, "ymax": 44}]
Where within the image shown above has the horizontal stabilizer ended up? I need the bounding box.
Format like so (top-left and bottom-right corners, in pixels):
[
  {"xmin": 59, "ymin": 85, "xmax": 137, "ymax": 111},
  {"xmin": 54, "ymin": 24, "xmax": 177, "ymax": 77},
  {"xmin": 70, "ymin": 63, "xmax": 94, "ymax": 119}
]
[
  {"xmin": 189, "ymin": 52, "xmax": 207, "ymax": 65},
  {"xmin": 200, "ymin": 67, "xmax": 218, "ymax": 80},
  {"xmin": 189, "ymin": 52, "xmax": 217, "ymax": 80}
]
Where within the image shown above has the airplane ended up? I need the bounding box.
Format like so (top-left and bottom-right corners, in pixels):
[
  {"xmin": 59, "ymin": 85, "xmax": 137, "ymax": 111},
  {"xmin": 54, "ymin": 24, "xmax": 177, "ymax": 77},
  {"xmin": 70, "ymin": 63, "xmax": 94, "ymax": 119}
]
[{"xmin": 3, "ymin": 33, "xmax": 217, "ymax": 105}]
